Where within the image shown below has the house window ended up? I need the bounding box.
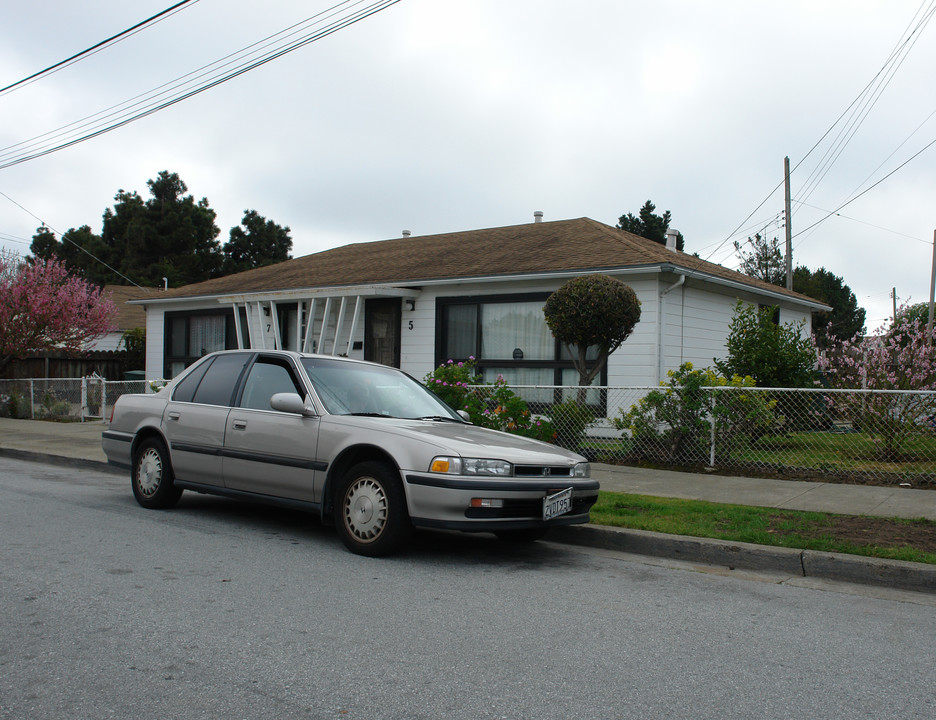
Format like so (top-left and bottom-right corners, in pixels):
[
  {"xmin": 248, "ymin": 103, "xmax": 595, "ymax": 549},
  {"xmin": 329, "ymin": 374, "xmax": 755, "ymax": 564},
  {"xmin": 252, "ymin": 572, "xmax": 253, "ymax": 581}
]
[
  {"xmin": 164, "ymin": 309, "xmax": 240, "ymax": 378},
  {"xmin": 436, "ymin": 294, "xmax": 603, "ymax": 407}
]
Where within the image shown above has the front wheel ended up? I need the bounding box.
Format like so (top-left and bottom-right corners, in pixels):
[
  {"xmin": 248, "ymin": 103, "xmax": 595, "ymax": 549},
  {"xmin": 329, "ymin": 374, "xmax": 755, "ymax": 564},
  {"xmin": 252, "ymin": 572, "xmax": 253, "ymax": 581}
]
[
  {"xmin": 333, "ymin": 461, "xmax": 410, "ymax": 557},
  {"xmin": 132, "ymin": 437, "xmax": 182, "ymax": 509}
]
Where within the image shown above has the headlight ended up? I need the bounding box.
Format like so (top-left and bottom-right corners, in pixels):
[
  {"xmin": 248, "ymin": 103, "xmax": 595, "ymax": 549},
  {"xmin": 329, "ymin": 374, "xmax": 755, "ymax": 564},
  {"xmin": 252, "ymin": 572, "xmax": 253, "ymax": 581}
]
[
  {"xmin": 573, "ymin": 462, "xmax": 590, "ymax": 478},
  {"xmin": 430, "ymin": 456, "xmax": 512, "ymax": 476}
]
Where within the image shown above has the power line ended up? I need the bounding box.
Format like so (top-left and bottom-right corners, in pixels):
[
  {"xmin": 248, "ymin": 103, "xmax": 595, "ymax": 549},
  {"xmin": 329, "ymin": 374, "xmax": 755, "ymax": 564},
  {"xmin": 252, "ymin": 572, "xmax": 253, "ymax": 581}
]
[
  {"xmin": 794, "ymin": 0, "xmax": 936, "ymax": 208},
  {"xmin": 793, "ymin": 201, "xmax": 930, "ymax": 244},
  {"xmin": 0, "ymin": 189, "xmax": 143, "ymax": 286},
  {"xmin": 712, "ymin": 1, "xmax": 936, "ymax": 267},
  {"xmin": 0, "ymin": 0, "xmax": 402, "ymax": 170},
  {"xmin": 792, "ymin": 133, "xmax": 936, "ymax": 241},
  {"xmin": 0, "ymin": 1, "xmax": 200, "ymax": 96}
]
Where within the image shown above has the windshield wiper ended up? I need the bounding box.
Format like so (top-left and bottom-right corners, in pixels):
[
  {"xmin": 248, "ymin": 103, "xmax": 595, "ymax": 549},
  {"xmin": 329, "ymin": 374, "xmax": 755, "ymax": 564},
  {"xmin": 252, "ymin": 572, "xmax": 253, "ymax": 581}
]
[
  {"xmin": 346, "ymin": 412, "xmax": 393, "ymax": 418},
  {"xmin": 418, "ymin": 415, "xmax": 463, "ymax": 423}
]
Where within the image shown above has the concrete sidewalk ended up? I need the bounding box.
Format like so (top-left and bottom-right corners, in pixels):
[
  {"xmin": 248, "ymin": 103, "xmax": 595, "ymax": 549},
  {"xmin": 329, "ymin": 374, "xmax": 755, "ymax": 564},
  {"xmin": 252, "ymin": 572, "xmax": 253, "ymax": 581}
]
[{"xmin": 1, "ymin": 416, "xmax": 934, "ymax": 593}]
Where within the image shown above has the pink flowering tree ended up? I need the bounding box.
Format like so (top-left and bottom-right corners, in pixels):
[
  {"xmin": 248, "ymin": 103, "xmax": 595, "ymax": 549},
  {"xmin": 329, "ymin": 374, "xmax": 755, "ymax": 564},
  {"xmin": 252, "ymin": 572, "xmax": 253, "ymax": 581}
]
[
  {"xmin": 818, "ymin": 308, "xmax": 936, "ymax": 460},
  {"xmin": 0, "ymin": 251, "xmax": 118, "ymax": 374}
]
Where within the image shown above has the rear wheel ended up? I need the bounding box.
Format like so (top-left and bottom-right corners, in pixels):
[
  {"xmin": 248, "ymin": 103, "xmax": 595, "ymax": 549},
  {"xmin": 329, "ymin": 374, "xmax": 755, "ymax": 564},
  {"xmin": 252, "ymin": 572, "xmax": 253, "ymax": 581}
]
[
  {"xmin": 333, "ymin": 461, "xmax": 410, "ymax": 557},
  {"xmin": 132, "ymin": 437, "xmax": 182, "ymax": 509}
]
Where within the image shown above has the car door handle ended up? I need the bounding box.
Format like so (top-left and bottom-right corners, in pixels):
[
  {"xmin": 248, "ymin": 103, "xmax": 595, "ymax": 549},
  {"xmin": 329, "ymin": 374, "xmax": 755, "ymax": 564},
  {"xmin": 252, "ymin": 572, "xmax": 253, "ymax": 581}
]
[
  {"xmin": 168, "ymin": 411, "xmax": 180, "ymax": 421},
  {"xmin": 232, "ymin": 419, "xmax": 247, "ymax": 430}
]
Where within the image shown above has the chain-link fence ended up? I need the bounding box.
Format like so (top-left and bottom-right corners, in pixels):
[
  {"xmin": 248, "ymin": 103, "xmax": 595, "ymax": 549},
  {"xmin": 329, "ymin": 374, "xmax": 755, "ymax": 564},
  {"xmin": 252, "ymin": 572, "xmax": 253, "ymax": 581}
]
[
  {"xmin": 470, "ymin": 385, "xmax": 936, "ymax": 486},
  {"xmin": 4, "ymin": 375, "xmax": 934, "ymax": 485},
  {"xmin": 0, "ymin": 377, "xmax": 149, "ymax": 422}
]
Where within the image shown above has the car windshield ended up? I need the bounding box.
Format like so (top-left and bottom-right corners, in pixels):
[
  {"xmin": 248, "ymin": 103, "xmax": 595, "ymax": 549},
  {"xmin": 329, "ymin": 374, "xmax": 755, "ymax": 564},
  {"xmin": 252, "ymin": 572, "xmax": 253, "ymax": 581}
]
[{"xmin": 300, "ymin": 357, "xmax": 463, "ymax": 421}]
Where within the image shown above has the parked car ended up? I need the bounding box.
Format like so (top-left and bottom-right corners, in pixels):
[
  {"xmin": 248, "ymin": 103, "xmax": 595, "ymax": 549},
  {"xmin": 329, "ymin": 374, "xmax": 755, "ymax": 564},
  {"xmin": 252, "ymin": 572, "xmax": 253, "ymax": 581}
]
[{"xmin": 102, "ymin": 350, "xmax": 599, "ymax": 556}]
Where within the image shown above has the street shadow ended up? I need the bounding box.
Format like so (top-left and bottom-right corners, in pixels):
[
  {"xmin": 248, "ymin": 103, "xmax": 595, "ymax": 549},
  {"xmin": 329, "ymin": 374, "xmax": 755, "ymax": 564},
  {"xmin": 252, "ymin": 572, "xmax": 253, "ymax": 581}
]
[{"xmin": 163, "ymin": 490, "xmax": 581, "ymax": 569}]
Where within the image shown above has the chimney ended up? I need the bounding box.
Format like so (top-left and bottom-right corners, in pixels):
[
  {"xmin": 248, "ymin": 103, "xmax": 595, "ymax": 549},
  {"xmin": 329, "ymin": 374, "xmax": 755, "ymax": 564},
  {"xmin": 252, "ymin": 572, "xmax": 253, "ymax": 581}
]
[
  {"xmin": 402, "ymin": 230, "xmax": 411, "ymax": 238},
  {"xmin": 665, "ymin": 228, "xmax": 679, "ymax": 252},
  {"xmin": 533, "ymin": 211, "xmax": 543, "ymax": 223}
]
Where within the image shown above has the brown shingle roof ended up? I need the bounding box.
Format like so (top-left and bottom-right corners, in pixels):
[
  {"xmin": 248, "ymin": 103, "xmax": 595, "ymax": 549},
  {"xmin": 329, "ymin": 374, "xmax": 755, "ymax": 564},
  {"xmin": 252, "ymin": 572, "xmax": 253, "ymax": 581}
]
[
  {"xmin": 151, "ymin": 217, "xmax": 823, "ymax": 306},
  {"xmin": 104, "ymin": 286, "xmax": 153, "ymax": 330}
]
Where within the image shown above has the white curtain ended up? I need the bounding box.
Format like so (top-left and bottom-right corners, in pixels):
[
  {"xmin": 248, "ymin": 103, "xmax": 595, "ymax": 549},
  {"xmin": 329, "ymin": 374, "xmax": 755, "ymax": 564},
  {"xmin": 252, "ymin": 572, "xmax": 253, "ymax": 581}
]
[
  {"xmin": 481, "ymin": 301, "xmax": 552, "ymax": 360},
  {"xmin": 189, "ymin": 315, "xmax": 226, "ymax": 356},
  {"xmin": 445, "ymin": 304, "xmax": 477, "ymax": 359}
]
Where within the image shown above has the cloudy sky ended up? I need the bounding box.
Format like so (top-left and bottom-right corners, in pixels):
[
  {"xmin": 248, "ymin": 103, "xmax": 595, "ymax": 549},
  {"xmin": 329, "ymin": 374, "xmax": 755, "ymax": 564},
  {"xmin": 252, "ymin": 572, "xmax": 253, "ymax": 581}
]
[{"xmin": 1, "ymin": 0, "xmax": 935, "ymax": 330}]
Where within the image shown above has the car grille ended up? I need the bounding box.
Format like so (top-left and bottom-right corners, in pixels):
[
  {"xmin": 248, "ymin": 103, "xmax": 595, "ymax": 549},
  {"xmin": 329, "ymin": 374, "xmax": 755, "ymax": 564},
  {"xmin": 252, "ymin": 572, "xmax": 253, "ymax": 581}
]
[{"xmin": 513, "ymin": 465, "xmax": 575, "ymax": 478}]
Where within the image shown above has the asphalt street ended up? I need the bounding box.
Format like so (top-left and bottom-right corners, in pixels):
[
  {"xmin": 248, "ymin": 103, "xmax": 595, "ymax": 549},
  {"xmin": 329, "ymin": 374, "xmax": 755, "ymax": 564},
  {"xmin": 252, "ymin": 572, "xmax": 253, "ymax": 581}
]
[
  {"xmin": 1, "ymin": 417, "xmax": 935, "ymax": 592},
  {"xmin": 2, "ymin": 456, "xmax": 935, "ymax": 720}
]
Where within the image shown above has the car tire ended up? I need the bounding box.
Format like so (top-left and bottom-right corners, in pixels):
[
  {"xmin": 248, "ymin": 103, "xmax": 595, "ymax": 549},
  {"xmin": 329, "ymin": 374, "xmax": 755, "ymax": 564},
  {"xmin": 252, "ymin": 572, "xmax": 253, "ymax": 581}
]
[
  {"xmin": 132, "ymin": 437, "xmax": 182, "ymax": 509},
  {"xmin": 333, "ymin": 461, "xmax": 410, "ymax": 557},
  {"xmin": 495, "ymin": 528, "xmax": 550, "ymax": 543}
]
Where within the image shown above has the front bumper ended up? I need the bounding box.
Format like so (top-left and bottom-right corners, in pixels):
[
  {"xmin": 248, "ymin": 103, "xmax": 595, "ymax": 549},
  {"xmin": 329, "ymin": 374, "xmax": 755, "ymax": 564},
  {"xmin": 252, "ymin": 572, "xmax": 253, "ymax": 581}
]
[{"xmin": 403, "ymin": 473, "xmax": 600, "ymax": 532}]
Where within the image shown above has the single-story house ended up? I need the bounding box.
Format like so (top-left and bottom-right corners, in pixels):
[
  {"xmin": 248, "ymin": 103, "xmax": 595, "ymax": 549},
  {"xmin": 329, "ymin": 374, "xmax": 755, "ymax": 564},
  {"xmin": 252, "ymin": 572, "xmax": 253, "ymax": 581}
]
[{"xmin": 133, "ymin": 216, "xmax": 829, "ymax": 394}]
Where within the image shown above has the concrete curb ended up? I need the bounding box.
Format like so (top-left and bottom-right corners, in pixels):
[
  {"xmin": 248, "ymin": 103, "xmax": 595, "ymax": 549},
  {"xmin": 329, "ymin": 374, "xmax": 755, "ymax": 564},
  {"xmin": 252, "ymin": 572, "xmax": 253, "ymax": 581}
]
[
  {"xmin": 550, "ymin": 524, "xmax": 936, "ymax": 594},
  {"xmin": 0, "ymin": 448, "xmax": 122, "ymax": 475}
]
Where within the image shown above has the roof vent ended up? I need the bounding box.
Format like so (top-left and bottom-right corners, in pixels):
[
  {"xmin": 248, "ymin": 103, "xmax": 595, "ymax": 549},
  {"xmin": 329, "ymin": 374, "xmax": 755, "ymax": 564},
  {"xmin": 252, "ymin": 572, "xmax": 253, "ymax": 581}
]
[
  {"xmin": 665, "ymin": 228, "xmax": 679, "ymax": 251},
  {"xmin": 402, "ymin": 230, "xmax": 411, "ymax": 238},
  {"xmin": 533, "ymin": 211, "xmax": 543, "ymax": 223}
]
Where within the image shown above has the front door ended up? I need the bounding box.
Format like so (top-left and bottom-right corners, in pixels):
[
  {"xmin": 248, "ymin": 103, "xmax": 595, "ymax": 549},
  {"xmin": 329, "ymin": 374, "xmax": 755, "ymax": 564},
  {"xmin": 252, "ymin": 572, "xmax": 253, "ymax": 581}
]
[
  {"xmin": 222, "ymin": 355, "xmax": 323, "ymax": 503},
  {"xmin": 364, "ymin": 298, "xmax": 401, "ymax": 368}
]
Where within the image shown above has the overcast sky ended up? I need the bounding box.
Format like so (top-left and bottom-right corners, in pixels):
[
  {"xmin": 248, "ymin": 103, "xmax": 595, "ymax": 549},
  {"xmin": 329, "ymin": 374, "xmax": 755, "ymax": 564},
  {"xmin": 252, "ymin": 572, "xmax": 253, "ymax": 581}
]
[{"xmin": 2, "ymin": 0, "xmax": 935, "ymax": 330}]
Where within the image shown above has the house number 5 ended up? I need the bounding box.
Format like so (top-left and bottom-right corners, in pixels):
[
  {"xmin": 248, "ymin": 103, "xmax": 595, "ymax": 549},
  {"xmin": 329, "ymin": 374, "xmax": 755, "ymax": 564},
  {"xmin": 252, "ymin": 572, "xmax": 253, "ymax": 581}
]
[{"xmin": 408, "ymin": 321, "xmax": 414, "ymax": 330}]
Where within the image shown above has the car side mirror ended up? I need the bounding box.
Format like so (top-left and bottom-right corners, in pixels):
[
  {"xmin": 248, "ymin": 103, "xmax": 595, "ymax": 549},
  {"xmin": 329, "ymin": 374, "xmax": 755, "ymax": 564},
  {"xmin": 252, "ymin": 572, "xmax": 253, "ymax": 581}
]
[
  {"xmin": 457, "ymin": 409, "xmax": 470, "ymax": 422},
  {"xmin": 270, "ymin": 392, "xmax": 316, "ymax": 416}
]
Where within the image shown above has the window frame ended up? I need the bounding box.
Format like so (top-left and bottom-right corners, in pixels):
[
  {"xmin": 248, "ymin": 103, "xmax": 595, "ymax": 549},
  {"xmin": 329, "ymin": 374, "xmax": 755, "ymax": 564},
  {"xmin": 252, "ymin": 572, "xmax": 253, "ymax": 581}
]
[
  {"xmin": 164, "ymin": 308, "xmax": 241, "ymax": 378},
  {"xmin": 435, "ymin": 293, "xmax": 607, "ymax": 409}
]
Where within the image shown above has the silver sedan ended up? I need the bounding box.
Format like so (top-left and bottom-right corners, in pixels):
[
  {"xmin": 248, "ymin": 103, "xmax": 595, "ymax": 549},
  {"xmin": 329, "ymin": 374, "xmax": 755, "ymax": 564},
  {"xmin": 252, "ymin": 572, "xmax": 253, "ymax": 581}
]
[{"xmin": 103, "ymin": 350, "xmax": 599, "ymax": 556}]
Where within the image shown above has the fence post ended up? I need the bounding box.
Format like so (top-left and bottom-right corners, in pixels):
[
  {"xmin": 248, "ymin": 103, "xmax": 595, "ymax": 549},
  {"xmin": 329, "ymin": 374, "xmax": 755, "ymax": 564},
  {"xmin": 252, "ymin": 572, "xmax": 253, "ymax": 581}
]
[
  {"xmin": 81, "ymin": 377, "xmax": 88, "ymax": 422},
  {"xmin": 102, "ymin": 381, "xmax": 108, "ymax": 423},
  {"xmin": 709, "ymin": 388, "xmax": 716, "ymax": 468},
  {"xmin": 29, "ymin": 380, "xmax": 35, "ymax": 419}
]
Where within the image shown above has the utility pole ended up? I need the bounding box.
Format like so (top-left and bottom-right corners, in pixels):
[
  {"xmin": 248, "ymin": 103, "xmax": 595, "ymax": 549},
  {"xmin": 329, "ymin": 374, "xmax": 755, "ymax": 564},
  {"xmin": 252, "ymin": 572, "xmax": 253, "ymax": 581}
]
[
  {"xmin": 893, "ymin": 287, "xmax": 897, "ymax": 323},
  {"xmin": 928, "ymin": 229, "xmax": 935, "ymax": 342},
  {"xmin": 784, "ymin": 156, "xmax": 793, "ymax": 291}
]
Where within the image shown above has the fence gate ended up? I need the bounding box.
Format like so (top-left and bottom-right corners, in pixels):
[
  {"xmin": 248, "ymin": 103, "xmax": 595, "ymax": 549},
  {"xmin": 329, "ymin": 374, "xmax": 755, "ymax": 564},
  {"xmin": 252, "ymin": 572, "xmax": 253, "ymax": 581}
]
[{"xmin": 82, "ymin": 374, "xmax": 105, "ymax": 421}]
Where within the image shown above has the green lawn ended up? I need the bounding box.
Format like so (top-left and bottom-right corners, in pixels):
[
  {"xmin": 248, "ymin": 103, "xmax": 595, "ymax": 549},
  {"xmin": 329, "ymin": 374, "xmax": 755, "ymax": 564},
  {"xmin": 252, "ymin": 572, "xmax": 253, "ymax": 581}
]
[
  {"xmin": 584, "ymin": 429, "xmax": 936, "ymax": 481},
  {"xmin": 589, "ymin": 491, "xmax": 936, "ymax": 565}
]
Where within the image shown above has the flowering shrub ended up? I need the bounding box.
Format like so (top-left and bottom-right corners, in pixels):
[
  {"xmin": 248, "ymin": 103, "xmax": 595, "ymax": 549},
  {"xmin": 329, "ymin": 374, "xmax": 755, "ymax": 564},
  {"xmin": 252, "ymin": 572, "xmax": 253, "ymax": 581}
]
[
  {"xmin": 424, "ymin": 359, "xmax": 555, "ymax": 443},
  {"xmin": 818, "ymin": 308, "xmax": 936, "ymax": 460},
  {"xmin": 613, "ymin": 362, "xmax": 777, "ymax": 465}
]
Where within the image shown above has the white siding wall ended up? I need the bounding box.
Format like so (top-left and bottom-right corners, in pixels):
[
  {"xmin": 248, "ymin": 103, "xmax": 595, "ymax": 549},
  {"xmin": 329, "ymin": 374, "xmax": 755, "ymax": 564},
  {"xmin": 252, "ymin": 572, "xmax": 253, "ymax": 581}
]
[
  {"xmin": 145, "ymin": 304, "xmax": 166, "ymax": 380},
  {"xmin": 602, "ymin": 277, "xmax": 658, "ymax": 387},
  {"xmin": 400, "ymin": 297, "xmax": 436, "ymax": 379},
  {"xmin": 143, "ymin": 276, "xmax": 818, "ymax": 387}
]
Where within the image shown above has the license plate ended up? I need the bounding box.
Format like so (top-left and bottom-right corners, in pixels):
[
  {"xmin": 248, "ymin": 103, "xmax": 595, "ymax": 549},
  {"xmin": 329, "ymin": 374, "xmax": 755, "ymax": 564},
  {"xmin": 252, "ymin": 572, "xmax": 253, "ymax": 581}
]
[{"xmin": 543, "ymin": 487, "xmax": 573, "ymax": 521}]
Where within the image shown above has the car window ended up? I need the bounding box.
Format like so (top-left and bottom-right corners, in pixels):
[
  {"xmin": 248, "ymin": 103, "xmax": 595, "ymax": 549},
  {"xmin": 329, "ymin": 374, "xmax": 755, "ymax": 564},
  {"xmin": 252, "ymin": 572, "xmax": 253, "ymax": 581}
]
[
  {"xmin": 300, "ymin": 357, "xmax": 461, "ymax": 420},
  {"xmin": 171, "ymin": 356, "xmax": 213, "ymax": 403},
  {"xmin": 190, "ymin": 353, "xmax": 250, "ymax": 407},
  {"xmin": 240, "ymin": 358, "xmax": 304, "ymax": 411}
]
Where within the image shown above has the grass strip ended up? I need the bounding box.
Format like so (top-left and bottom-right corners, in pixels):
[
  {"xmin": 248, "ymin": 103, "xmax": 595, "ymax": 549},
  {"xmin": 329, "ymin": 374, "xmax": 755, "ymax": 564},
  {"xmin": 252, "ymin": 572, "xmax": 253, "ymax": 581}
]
[{"xmin": 589, "ymin": 491, "xmax": 936, "ymax": 565}]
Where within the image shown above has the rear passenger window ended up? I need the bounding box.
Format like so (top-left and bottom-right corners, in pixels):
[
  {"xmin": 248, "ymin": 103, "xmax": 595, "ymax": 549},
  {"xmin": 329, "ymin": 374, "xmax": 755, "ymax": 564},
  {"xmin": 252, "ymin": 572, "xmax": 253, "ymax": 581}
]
[
  {"xmin": 171, "ymin": 357, "xmax": 213, "ymax": 403},
  {"xmin": 191, "ymin": 353, "xmax": 250, "ymax": 406}
]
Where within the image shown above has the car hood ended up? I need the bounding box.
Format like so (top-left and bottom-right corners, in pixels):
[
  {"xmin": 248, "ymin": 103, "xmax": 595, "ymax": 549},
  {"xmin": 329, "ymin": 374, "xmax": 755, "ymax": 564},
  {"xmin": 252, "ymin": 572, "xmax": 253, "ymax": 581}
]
[{"xmin": 328, "ymin": 416, "xmax": 586, "ymax": 466}]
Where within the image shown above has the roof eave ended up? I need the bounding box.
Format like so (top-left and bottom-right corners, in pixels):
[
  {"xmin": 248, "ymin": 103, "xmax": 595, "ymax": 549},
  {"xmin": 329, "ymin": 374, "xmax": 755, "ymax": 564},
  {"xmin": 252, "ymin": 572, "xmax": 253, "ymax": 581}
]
[{"xmin": 658, "ymin": 263, "xmax": 832, "ymax": 312}]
